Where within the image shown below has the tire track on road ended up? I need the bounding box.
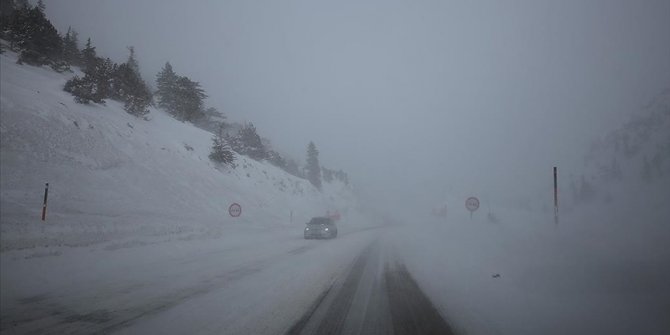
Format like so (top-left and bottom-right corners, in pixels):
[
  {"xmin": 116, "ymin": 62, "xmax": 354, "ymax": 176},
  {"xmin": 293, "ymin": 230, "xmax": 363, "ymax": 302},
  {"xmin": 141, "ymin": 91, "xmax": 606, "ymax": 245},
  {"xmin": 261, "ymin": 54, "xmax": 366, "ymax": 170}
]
[{"xmin": 286, "ymin": 238, "xmax": 455, "ymax": 335}]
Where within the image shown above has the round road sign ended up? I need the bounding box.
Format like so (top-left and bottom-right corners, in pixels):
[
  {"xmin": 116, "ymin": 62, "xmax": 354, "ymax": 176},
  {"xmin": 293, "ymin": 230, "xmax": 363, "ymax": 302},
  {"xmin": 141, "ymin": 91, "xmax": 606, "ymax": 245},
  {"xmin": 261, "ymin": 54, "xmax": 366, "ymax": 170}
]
[
  {"xmin": 465, "ymin": 197, "xmax": 480, "ymax": 212},
  {"xmin": 229, "ymin": 203, "xmax": 242, "ymax": 217}
]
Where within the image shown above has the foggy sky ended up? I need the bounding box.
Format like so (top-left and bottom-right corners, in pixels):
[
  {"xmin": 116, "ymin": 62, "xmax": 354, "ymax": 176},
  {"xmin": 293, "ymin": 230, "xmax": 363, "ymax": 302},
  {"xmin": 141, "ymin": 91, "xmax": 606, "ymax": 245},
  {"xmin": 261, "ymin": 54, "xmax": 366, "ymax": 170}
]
[{"xmin": 44, "ymin": 0, "xmax": 670, "ymax": 212}]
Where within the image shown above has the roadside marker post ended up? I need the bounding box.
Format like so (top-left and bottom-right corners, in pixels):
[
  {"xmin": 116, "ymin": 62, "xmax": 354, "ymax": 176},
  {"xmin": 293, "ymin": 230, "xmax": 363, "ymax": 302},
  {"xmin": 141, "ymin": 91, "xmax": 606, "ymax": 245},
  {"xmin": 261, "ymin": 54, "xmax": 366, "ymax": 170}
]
[
  {"xmin": 41, "ymin": 183, "xmax": 49, "ymax": 221},
  {"xmin": 553, "ymin": 167, "xmax": 558, "ymax": 225}
]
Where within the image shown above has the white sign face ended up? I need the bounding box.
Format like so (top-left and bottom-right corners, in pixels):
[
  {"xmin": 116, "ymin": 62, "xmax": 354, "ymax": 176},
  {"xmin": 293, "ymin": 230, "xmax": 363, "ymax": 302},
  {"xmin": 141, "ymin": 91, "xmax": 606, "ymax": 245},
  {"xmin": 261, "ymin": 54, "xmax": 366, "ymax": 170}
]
[
  {"xmin": 465, "ymin": 197, "xmax": 480, "ymax": 212},
  {"xmin": 229, "ymin": 203, "xmax": 242, "ymax": 217}
]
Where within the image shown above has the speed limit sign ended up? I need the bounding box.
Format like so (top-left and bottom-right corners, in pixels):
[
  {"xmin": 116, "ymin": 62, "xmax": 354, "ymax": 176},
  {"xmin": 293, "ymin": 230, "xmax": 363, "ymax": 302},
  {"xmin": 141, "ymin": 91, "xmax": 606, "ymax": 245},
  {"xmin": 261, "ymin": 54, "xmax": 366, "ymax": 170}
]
[
  {"xmin": 465, "ymin": 197, "xmax": 479, "ymax": 219},
  {"xmin": 229, "ymin": 203, "xmax": 242, "ymax": 217},
  {"xmin": 465, "ymin": 197, "xmax": 480, "ymax": 212}
]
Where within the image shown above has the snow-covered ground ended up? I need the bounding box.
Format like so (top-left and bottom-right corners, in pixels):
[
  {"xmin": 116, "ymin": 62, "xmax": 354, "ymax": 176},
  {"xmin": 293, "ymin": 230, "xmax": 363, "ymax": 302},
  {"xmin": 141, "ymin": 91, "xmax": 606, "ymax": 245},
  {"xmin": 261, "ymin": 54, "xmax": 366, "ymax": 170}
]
[{"xmin": 392, "ymin": 198, "xmax": 670, "ymax": 335}]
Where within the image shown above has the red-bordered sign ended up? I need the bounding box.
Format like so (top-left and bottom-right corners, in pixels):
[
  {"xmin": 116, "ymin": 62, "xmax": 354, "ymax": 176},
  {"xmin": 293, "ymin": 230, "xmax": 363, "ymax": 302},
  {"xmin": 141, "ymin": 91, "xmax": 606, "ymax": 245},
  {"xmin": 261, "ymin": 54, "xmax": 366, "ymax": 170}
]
[
  {"xmin": 465, "ymin": 197, "xmax": 480, "ymax": 212},
  {"xmin": 229, "ymin": 203, "xmax": 242, "ymax": 217}
]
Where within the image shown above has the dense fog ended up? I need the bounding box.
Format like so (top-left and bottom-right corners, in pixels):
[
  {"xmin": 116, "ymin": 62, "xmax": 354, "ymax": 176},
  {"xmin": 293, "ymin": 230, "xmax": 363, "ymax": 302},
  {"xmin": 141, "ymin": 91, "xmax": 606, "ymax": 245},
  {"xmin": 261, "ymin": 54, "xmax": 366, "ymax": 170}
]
[
  {"xmin": 44, "ymin": 0, "xmax": 670, "ymax": 214},
  {"xmin": 1, "ymin": 1, "xmax": 669, "ymax": 334}
]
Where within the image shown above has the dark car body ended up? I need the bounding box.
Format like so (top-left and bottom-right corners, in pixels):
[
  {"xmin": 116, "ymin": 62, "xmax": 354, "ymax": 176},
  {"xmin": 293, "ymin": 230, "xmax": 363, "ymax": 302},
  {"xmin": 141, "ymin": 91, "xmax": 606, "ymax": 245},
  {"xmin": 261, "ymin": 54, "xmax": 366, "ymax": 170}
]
[{"xmin": 304, "ymin": 217, "xmax": 338, "ymax": 239}]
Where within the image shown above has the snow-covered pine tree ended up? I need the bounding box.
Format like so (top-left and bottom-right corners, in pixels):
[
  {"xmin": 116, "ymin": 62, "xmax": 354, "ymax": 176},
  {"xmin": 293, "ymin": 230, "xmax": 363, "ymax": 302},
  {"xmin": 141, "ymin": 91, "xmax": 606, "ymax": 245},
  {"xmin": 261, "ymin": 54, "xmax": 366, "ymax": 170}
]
[
  {"xmin": 197, "ymin": 107, "xmax": 228, "ymax": 132},
  {"xmin": 64, "ymin": 57, "xmax": 116, "ymax": 104},
  {"xmin": 306, "ymin": 141, "xmax": 322, "ymax": 190},
  {"xmin": 126, "ymin": 46, "xmax": 140, "ymax": 74},
  {"xmin": 7, "ymin": 3, "xmax": 62, "ymax": 66},
  {"xmin": 155, "ymin": 62, "xmax": 178, "ymax": 114},
  {"xmin": 81, "ymin": 38, "xmax": 97, "ymax": 72},
  {"xmin": 224, "ymin": 132, "xmax": 242, "ymax": 154},
  {"xmin": 112, "ymin": 48, "xmax": 151, "ymax": 116},
  {"xmin": 334, "ymin": 169, "xmax": 349, "ymax": 185},
  {"xmin": 209, "ymin": 125, "xmax": 236, "ymax": 166},
  {"xmin": 62, "ymin": 27, "xmax": 80, "ymax": 66},
  {"xmin": 155, "ymin": 63, "xmax": 207, "ymax": 121},
  {"xmin": 322, "ymin": 167, "xmax": 334, "ymax": 183},
  {"xmin": 235, "ymin": 123, "xmax": 267, "ymax": 160},
  {"xmin": 173, "ymin": 76, "xmax": 206, "ymax": 121},
  {"xmin": 267, "ymin": 150, "xmax": 287, "ymax": 169},
  {"xmin": 115, "ymin": 64, "xmax": 151, "ymax": 116}
]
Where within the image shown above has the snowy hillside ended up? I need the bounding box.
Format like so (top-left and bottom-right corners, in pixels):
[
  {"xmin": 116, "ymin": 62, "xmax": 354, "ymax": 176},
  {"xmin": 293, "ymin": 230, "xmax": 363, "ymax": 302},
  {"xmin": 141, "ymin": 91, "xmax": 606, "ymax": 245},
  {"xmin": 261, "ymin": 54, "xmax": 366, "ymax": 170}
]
[
  {"xmin": 0, "ymin": 49, "xmax": 358, "ymax": 254},
  {"xmin": 573, "ymin": 90, "xmax": 670, "ymax": 209}
]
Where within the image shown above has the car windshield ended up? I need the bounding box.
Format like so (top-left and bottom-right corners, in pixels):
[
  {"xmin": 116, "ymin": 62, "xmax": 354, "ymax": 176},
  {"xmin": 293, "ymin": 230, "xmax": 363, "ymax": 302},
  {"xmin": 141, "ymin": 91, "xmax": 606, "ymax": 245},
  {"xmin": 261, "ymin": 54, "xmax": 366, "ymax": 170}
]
[
  {"xmin": 308, "ymin": 218, "xmax": 331, "ymax": 225},
  {"xmin": 1, "ymin": 1, "xmax": 668, "ymax": 335}
]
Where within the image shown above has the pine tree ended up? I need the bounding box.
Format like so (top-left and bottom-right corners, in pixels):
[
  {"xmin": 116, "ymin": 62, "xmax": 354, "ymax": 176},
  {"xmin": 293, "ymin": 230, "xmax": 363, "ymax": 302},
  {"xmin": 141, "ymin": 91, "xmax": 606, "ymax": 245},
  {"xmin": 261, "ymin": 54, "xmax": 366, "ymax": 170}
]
[
  {"xmin": 0, "ymin": 0, "xmax": 15, "ymax": 21},
  {"xmin": 111, "ymin": 63, "xmax": 138, "ymax": 101},
  {"xmin": 235, "ymin": 123, "xmax": 267, "ymax": 160},
  {"xmin": 14, "ymin": 0, "xmax": 29, "ymax": 10},
  {"xmin": 64, "ymin": 57, "xmax": 115, "ymax": 104},
  {"xmin": 91, "ymin": 58, "xmax": 115, "ymax": 101},
  {"xmin": 306, "ymin": 141, "xmax": 322, "ymax": 190},
  {"xmin": 9, "ymin": 5, "xmax": 63, "ymax": 66},
  {"xmin": 155, "ymin": 62, "xmax": 178, "ymax": 114},
  {"xmin": 62, "ymin": 26, "xmax": 80, "ymax": 66},
  {"xmin": 63, "ymin": 75, "xmax": 93, "ymax": 103},
  {"xmin": 203, "ymin": 107, "xmax": 225, "ymax": 122},
  {"xmin": 111, "ymin": 48, "xmax": 151, "ymax": 116},
  {"xmin": 174, "ymin": 76, "xmax": 206, "ymax": 121},
  {"xmin": 126, "ymin": 46, "xmax": 140, "ymax": 74},
  {"xmin": 209, "ymin": 125, "xmax": 236, "ymax": 166},
  {"xmin": 113, "ymin": 64, "xmax": 151, "ymax": 116},
  {"xmin": 81, "ymin": 38, "xmax": 97, "ymax": 72},
  {"xmin": 336, "ymin": 170, "xmax": 349, "ymax": 185},
  {"xmin": 267, "ymin": 150, "xmax": 287, "ymax": 169},
  {"xmin": 322, "ymin": 167, "xmax": 334, "ymax": 183},
  {"xmin": 224, "ymin": 132, "xmax": 242, "ymax": 154},
  {"xmin": 155, "ymin": 62, "xmax": 207, "ymax": 121}
]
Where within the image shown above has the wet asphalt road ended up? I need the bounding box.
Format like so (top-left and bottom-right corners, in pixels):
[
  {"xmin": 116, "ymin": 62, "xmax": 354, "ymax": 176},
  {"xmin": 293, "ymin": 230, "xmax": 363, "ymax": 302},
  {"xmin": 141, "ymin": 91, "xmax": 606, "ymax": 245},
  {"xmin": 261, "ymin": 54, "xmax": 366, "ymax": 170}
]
[{"xmin": 286, "ymin": 240, "xmax": 455, "ymax": 335}]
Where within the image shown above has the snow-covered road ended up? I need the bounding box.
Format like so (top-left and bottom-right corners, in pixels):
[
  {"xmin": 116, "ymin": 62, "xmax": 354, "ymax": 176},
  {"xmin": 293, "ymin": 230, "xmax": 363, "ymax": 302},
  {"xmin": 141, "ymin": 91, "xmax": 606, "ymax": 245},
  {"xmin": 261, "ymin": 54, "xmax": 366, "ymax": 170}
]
[
  {"xmin": 2, "ymin": 223, "xmax": 417, "ymax": 335},
  {"xmin": 3, "ymin": 216, "xmax": 670, "ymax": 335}
]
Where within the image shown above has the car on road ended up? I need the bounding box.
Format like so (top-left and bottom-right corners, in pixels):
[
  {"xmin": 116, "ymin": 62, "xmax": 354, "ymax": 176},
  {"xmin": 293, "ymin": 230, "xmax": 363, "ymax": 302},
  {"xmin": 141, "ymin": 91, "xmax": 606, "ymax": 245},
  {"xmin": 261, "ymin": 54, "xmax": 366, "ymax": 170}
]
[{"xmin": 304, "ymin": 217, "xmax": 338, "ymax": 239}]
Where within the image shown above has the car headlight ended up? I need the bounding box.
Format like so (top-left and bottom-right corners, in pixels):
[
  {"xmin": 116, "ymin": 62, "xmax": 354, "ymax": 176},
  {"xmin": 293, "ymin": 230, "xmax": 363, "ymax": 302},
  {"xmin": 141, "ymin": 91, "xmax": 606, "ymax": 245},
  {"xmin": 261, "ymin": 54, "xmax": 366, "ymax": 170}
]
[{"xmin": 324, "ymin": 228, "xmax": 329, "ymax": 231}]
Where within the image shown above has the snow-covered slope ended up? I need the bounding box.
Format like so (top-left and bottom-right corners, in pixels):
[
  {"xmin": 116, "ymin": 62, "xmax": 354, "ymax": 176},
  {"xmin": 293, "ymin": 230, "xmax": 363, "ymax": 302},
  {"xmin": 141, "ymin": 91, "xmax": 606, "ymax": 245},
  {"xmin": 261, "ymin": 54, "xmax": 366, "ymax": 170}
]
[
  {"xmin": 573, "ymin": 90, "xmax": 670, "ymax": 209},
  {"xmin": 0, "ymin": 49, "xmax": 357, "ymax": 253}
]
